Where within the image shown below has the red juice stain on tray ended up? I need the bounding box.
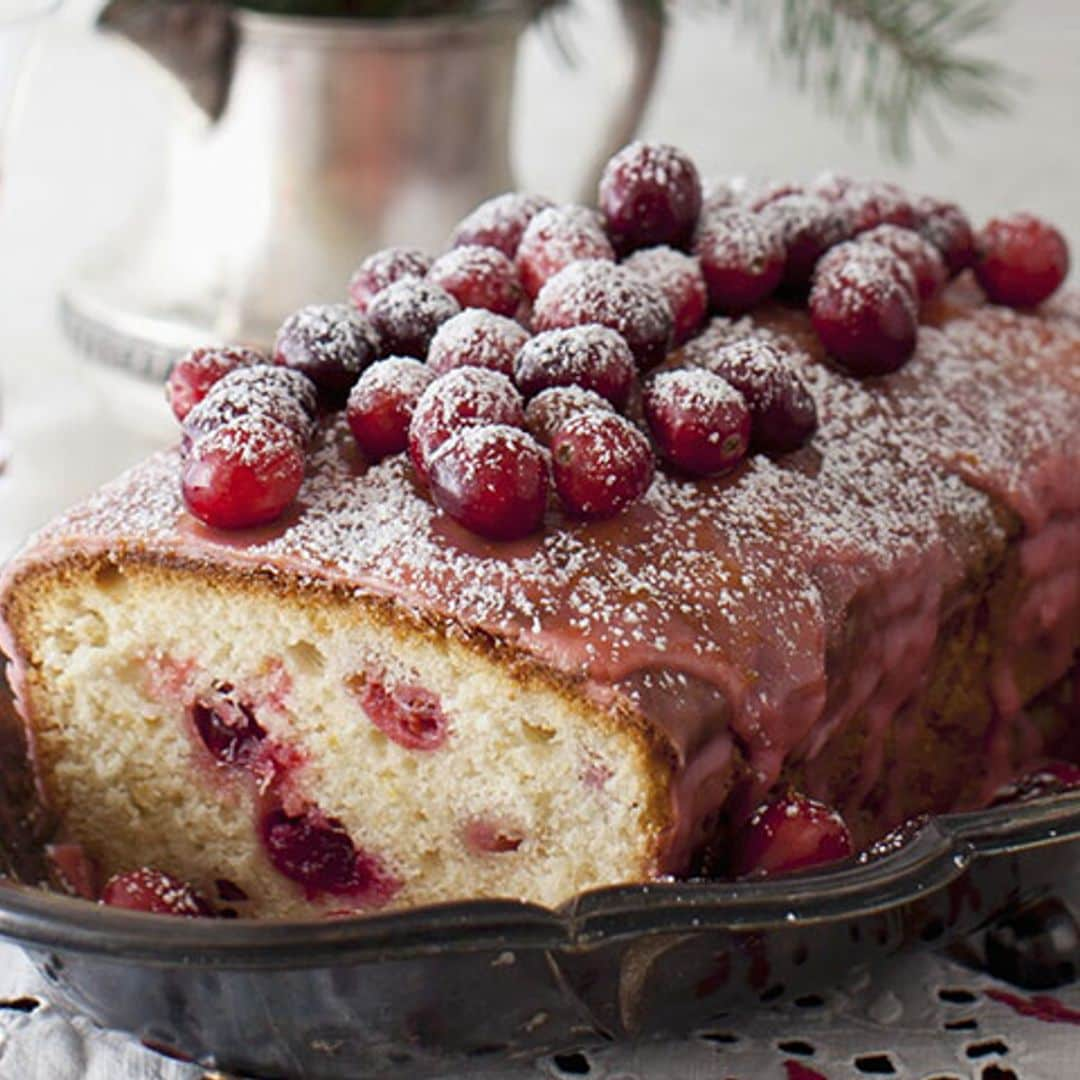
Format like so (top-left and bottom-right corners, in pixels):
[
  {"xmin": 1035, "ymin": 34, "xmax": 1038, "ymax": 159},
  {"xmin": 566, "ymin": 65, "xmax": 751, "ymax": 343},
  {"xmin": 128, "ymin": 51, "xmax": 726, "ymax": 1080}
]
[
  {"xmin": 785, "ymin": 1062, "xmax": 829, "ymax": 1080},
  {"xmin": 985, "ymin": 988, "xmax": 1080, "ymax": 1025}
]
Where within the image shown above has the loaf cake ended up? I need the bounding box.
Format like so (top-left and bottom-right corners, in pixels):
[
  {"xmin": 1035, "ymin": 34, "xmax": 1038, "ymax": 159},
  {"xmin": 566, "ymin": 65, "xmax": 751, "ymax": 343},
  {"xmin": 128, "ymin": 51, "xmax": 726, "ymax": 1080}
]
[{"xmin": 1, "ymin": 144, "xmax": 1077, "ymax": 918}]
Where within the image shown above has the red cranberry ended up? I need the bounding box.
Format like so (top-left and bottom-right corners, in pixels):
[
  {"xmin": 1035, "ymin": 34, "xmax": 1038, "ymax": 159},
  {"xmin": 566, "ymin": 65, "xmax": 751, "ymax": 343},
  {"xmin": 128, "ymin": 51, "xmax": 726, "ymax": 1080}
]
[
  {"xmin": 260, "ymin": 808, "xmax": 397, "ymax": 901},
  {"xmin": 347, "ymin": 246, "xmax": 431, "ymax": 312},
  {"xmin": 514, "ymin": 325, "xmax": 636, "ymax": 410},
  {"xmin": 427, "ymin": 244, "xmax": 524, "ymax": 317},
  {"xmin": 450, "ymin": 192, "xmax": 555, "ymax": 258},
  {"xmin": 181, "ymin": 417, "xmax": 305, "ymax": 529},
  {"xmin": 183, "ymin": 366, "xmax": 317, "ymax": 449},
  {"xmin": 408, "ymin": 366, "xmax": 525, "ymax": 483},
  {"xmin": 191, "ymin": 687, "xmax": 266, "ymax": 767},
  {"xmin": 700, "ymin": 178, "xmax": 739, "ymax": 218},
  {"xmin": 346, "ymin": 357, "xmax": 434, "ymax": 461},
  {"xmin": 693, "ymin": 208, "xmax": 786, "ymax": 313},
  {"xmin": 166, "ymin": 346, "xmax": 264, "ymax": 422},
  {"xmin": 695, "ymin": 339, "xmax": 817, "ymax": 453},
  {"xmin": 524, "ymin": 385, "xmax": 614, "ymax": 446},
  {"xmin": 859, "ymin": 224, "xmax": 947, "ymax": 307},
  {"xmin": 914, "ymin": 196, "xmax": 976, "ymax": 277},
  {"xmin": 598, "ymin": 140, "xmax": 703, "ymax": 254},
  {"xmin": 622, "ymin": 246, "xmax": 708, "ymax": 345},
  {"xmin": 366, "ymin": 278, "xmax": 461, "ymax": 359},
  {"xmin": 464, "ymin": 819, "xmax": 523, "ymax": 854},
  {"xmin": 551, "ymin": 411, "xmax": 655, "ymax": 519},
  {"xmin": 827, "ymin": 178, "xmax": 917, "ymax": 233},
  {"xmin": 811, "ymin": 172, "xmax": 859, "ymax": 203},
  {"xmin": 809, "ymin": 241, "xmax": 918, "ymax": 376},
  {"xmin": 101, "ymin": 869, "xmax": 215, "ymax": 917},
  {"xmin": 181, "ymin": 380, "xmax": 313, "ymax": 455},
  {"xmin": 426, "ymin": 309, "xmax": 529, "ymax": 378},
  {"xmin": 745, "ymin": 180, "xmax": 806, "ymax": 212},
  {"xmin": 427, "ymin": 424, "xmax": 549, "ymax": 541},
  {"xmin": 732, "ymin": 791, "xmax": 853, "ymax": 878},
  {"xmin": 532, "ymin": 260, "xmax": 674, "ymax": 370},
  {"xmin": 975, "ymin": 212, "xmax": 1070, "ymax": 308},
  {"xmin": 515, "ymin": 205, "xmax": 615, "ymax": 299},
  {"xmin": 643, "ymin": 368, "xmax": 750, "ymax": 476},
  {"xmin": 274, "ymin": 304, "xmax": 381, "ymax": 399},
  {"xmin": 991, "ymin": 760, "xmax": 1080, "ymax": 806},
  {"xmin": 759, "ymin": 194, "xmax": 852, "ymax": 291},
  {"xmin": 357, "ymin": 672, "xmax": 449, "ymax": 751}
]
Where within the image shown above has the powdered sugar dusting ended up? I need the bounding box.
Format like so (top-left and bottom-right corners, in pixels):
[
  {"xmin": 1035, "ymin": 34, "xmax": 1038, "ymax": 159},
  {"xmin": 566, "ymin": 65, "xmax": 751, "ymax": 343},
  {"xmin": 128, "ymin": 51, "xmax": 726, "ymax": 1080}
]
[
  {"xmin": 427, "ymin": 310, "xmax": 528, "ymax": 378},
  {"xmin": 450, "ymin": 192, "xmax": 554, "ymax": 258}
]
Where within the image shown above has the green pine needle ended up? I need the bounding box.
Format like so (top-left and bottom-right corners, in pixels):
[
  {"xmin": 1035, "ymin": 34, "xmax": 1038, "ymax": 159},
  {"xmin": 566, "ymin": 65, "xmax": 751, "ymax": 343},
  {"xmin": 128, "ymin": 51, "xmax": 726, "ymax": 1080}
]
[{"xmin": 725, "ymin": 0, "xmax": 1014, "ymax": 157}]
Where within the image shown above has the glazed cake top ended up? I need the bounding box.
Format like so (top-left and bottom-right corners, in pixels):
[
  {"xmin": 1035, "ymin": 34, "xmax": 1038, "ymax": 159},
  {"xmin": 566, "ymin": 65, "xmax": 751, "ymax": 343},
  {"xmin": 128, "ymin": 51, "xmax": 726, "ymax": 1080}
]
[{"xmin": 5, "ymin": 288, "xmax": 1080, "ymax": 862}]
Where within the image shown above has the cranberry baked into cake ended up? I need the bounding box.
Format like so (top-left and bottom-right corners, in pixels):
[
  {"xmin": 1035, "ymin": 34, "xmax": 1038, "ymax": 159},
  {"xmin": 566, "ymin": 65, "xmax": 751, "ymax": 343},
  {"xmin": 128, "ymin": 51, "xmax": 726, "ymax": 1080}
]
[{"xmin": 2, "ymin": 145, "xmax": 1078, "ymax": 918}]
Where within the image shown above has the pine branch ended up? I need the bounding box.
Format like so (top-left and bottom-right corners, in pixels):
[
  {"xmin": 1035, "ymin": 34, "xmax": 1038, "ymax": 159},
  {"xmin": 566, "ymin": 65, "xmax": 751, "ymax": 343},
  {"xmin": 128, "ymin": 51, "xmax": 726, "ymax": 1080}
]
[{"xmin": 726, "ymin": 0, "xmax": 1014, "ymax": 158}]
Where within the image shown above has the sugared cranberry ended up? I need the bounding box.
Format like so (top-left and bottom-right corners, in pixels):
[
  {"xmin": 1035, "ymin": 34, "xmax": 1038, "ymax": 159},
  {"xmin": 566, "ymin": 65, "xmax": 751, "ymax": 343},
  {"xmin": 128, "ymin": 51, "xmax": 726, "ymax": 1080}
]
[
  {"xmin": 427, "ymin": 244, "xmax": 524, "ymax": 317},
  {"xmin": 532, "ymin": 260, "xmax": 674, "ymax": 370},
  {"xmin": 644, "ymin": 368, "xmax": 750, "ymax": 476},
  {"xmin": 426, "ymin": 309, "xmax": 529, "ymax": 378},
  {"xmin": 366, "ymin": 278, "xmax": 461, "ymax": 359},
  {"xmin": 515, "ymin": 205, "xmax": 615, "ymax": 299},
  {"xmin": 101, "ymin": 869, "xmax": 215, "ymax": 917},
  {"xmin": 524, "ymin": 385, "xmax": 614, "ymax": 446},
  {"xmin": 991, "ymin": 760, "xmax": 1080, "ymax": 806},
  {"xmin": 181, "ymin": 418, "xmax": 305, "ymax": 529},
  {"xmin": 975, "ymin": 212, "xmax": 1070, "ymax": 307},
  {"xmin": 191, "ymin": 687, "xmax": 266, "ymax": 767},
  {"xmin": 745, "ymin": 180, "xmax": 806, "ymax": 212},
  {"xmin": 859, "ymin": 224, "xmax": 947, "ymax": 306},
  {"xmin": 858, "ymin": 814, "xmax": 931, "ymax": 863},
  {"xmin": 450, "ymin": 192, "xmax": 555, "ymax": 258},
  {"xmin": 694, "ymin": 339, "xmax": 817, "ymax": 453},
  {"xmin": 260, "ymin": 807, "xmax": 397, "ymax": 901},
  {"xmin": 274, "ymin": 304, "xmax": 381, "ymax": 399},
  {"xmin": 700, "ymin": 178, "xmax": 739, "ymax": 218},
  {"xmin": 693, "ymin": 208, "xmax": 786, "ymax": 313},
  {"xmin": 760, "ymin": 194, "xmax": 852, "ymax": 291},
  {"xmin": 514, "ymin": 325, "xmax": 636, "ymax": 410},
  {"xmin": 347, "ymin": 246, "xmax": 431, "ymax": 312},
  {"xmin": 427, "ymin": 424, "xmax": 549, "ymax": 541},
  {"xmin": 166, "ymin": 346, "xmax": 264, "ymax": 422},
  {"xmin": 622, "ymin": 246, "xmax": 709, "ymax": 344},
  {"xmin": 346, "ymin": 357, "xmax": 434, "ymax": 461},
  {"xmin": 809, "ymin": 241, "xmax": 918, "ymax": 376},
  {"xmin": 407, "ymin": 366, "xmax": 525, "ymax": 483},
  {"xmin": 914, "ymin": 196, "xmax": 976, "ymax": 277},
  {"xmin": 829, "ymin": 178, "xmax": 917, "ymax": 233},
  {"xmin": 183, "ymin": 366, "xmax": 316, "ymax": 449},
  {"xmin": 551, "ymin": 411, "xmax": 654, "ymax": 519},
  {"xmin": 598, "ymin": 140, "xmax": 703, "ymax": 254},
  {"xmin": 732, "ymin": 791, "xmax": 853, "ymax": 878},
  {"xmin": 356, "ymin": 672, "xmax": 450, "ymax": 751},
  {"xmin": 811, "ymin": 172, "xmax": 860, "ymax": 204}
]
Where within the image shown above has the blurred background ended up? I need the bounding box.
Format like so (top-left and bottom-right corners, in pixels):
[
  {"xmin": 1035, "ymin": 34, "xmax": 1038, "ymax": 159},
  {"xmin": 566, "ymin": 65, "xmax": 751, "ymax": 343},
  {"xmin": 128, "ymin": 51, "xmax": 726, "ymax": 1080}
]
[{"xmin": 1, "ymin": 0, "xmax": 1078, "ymax": 557}]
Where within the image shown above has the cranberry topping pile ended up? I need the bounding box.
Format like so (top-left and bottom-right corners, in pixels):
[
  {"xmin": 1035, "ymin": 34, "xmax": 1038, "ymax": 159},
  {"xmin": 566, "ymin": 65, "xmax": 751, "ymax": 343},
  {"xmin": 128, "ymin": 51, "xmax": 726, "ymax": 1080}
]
[{"xmin": 168, "ymin": 141, "xmax": 1071, "ymax": 541}]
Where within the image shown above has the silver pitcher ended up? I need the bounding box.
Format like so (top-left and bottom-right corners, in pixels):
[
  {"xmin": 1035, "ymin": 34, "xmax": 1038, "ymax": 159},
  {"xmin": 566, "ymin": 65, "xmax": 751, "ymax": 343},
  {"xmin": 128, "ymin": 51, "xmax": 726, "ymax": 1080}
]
[{"xmin": 61, "ymin": 1, "xmax": 663, "ymax": 381}]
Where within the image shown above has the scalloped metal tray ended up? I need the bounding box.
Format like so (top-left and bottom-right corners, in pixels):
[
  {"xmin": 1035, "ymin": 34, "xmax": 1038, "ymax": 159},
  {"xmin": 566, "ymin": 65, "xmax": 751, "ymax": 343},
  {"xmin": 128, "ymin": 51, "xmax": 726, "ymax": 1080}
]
[{"xmin": 0, "ymin": 662, "xmax": 1077, "ymax": 1078}]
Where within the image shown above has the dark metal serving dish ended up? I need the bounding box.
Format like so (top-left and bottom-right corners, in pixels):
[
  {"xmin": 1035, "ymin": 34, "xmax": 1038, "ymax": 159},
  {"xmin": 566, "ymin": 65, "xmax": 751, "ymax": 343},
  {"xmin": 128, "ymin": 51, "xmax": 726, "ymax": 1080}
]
[{"xmin": 1, "ymin": 665, "xmax": 1077, "ymax": 1078}]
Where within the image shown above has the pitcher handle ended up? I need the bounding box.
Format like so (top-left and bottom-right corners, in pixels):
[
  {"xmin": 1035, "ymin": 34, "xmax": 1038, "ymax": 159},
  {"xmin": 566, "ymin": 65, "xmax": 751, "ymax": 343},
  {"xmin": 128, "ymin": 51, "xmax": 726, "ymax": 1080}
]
[{"xmin": 575, "ymin": 0, "xmax": 665, "ymax": 203}]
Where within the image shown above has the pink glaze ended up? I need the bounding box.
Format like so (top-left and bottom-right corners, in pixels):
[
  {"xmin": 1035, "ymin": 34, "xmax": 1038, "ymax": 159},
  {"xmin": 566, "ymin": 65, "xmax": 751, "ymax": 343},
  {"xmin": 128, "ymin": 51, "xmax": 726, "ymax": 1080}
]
[{"xmin": 1, "ymin": 288, "xmax": 1078, "ymax": 874}]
